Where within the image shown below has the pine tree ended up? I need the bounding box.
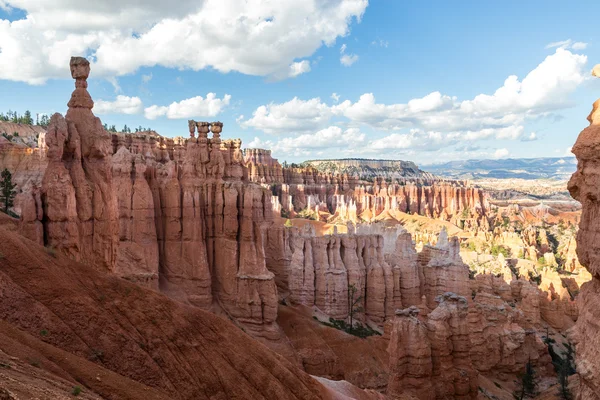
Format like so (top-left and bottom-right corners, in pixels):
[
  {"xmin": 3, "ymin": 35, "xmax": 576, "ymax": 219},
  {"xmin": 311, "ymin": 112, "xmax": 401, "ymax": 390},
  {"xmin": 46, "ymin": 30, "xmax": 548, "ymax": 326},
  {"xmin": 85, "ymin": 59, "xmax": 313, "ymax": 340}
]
[
  {"xmin": 347, "ymin": 284, "xmax": 363, "ymax": 330},
  {"xmin": 514, "ymin": 360, "xmax": 538, "ymax": 399},
  {"xmin": 39, "ymin": 115, "xmax": 50, "ymax": 128},
  {"xmin": 0, "ymin": 169, "xmax": 17, "ymax": 214},
  {"xmin": 23, "ymin": 110, "xmax": 33, "ymax": 125}
]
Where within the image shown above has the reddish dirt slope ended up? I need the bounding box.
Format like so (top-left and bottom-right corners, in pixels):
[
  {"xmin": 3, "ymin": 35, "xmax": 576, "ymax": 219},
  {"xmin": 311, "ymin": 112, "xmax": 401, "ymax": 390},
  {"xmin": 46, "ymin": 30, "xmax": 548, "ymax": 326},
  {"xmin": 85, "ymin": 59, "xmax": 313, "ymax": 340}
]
[{"xmin": 0, "ymin": 214, "xmax": 332, "ymax": 400}]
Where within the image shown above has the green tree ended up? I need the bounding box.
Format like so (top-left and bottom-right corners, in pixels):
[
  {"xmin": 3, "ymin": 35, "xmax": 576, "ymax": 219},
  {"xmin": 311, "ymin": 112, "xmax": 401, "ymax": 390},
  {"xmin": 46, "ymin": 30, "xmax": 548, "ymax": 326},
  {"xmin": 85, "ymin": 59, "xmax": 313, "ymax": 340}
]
[
  {"xmin": 23, "ymin": 110, "xmax": 33, "ymax": 125},
  {"xmin": 39, "ymin": 114, "xmax": 50, "ymax": 128},
  {"xmin": 556, "ymin": 358, "xmax": 572, "ymax": 400},
  {"xmin": 0, "ymin": 169, "xmax": 17, "ymax": 214},
  {"xmin": 347, "ymin": 284, "xmax": 363, "ymax": 330},
  {"xmin": 514, "ymin": 360, "xmax": 537, "ymax": 399}
]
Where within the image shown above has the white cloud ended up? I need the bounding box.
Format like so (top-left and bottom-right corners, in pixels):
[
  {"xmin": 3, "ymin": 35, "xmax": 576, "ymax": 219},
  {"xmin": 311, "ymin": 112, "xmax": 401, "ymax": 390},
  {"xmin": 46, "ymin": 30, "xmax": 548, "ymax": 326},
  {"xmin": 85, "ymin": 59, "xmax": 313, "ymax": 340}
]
[
  {"xmin": 288, "ymin": 60, "xmax": 311, "ymax": 78},
  {"xmin": 339, "ymin": 42, "xmax": 358, "ymax": 66},
  {"xmin": 545, "ymin": 39, "xmax": 588, "ymax": 51},
  {"xmin": 93, "ymin": 95, "xmax": 143, "ymax": 115},
  {"xmin": 144, "ymin": 93, "xmax": 231, "ymax": 120},
  {"xmin": 142, "ymin": 73, "xmax": 153, "ymax": 83},
  {"xmin": 331, "ymin": 93, "xmax": 340, "ymax": 103},
  {"xmin": 240, "ymin": 48, "xmax": 587, "ymax": 158},
  {"xmin": 240, "ymin": 97, "xmax": 332, "ymax": 134},
  {"xmin": 340, "ymin": 54, "xmax": 359, "ymax": 66},
  {"xmin": 521, "ymin": 132, "xmax": 538, "ymax": 141},
  {"xmin": 371, "ymin": 39, "xmax": 388, "ymax": 48},
  {"xmin": 106, "ymin": 77, "xmax": 122, "ymax": 93},
  {"xmin": 248, "ymin": 126, "xmax": 365, "ymax": 157},
  {"xmin": 494, "ymin": 148, "xmax": 509, "ymax": 159},
  {"xmin": 0, "ymin": 0, "xmax": 368, "ymax": 84}
]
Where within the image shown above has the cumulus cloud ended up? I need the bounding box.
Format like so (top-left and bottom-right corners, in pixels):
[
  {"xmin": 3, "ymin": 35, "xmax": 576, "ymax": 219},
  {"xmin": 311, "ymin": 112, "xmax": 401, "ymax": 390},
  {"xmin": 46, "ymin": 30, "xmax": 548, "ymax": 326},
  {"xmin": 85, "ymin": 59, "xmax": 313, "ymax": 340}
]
[
  {"xmin": 521, "ymin": 132, "xmax": 538, "ymax": 141},
  {"xmin": 0, "ymin": 0, "xmax": 368, "ymax": 84},
  {"xmin": 331, "ymin": 93, "xmax": 340, "ymax": 103},
  {"xmin": 93, "ymin": 95, "xmax": 143, "ymax": 115},
  {"xmin": 240, "ymin": 97, "xmax": 332, "ymax": 134},
  {"xmin": 239, "ymin": 48, "xmax": 587, "ymax": 160},
  {"xmin": 340, "ymin": 54, "xmax": 359, "ymax": 67},
  {"xmin": 288, "ymin": 60, "xmax": 311, "ymax": 78},
  {"xmin": 494, "ymin": 148, "xmax": 510, "ymax": 159},
  {"xmin": 248, "ymin": 126, "xmax": 366, "ymax": 157},
  {"xmin": 243, "ymin": 48, "xmax": 587, "ymax": 143},
  {"xmin": 339, "ymin": 43, "xmax": 359, "ymax": 66},
  {"xmin": 144, "ymin": 93, "xmax": 231, "ymax": 120},
  {"xmin": 545, "ymin": 39, "xmax": 588, "ymax": 51}
]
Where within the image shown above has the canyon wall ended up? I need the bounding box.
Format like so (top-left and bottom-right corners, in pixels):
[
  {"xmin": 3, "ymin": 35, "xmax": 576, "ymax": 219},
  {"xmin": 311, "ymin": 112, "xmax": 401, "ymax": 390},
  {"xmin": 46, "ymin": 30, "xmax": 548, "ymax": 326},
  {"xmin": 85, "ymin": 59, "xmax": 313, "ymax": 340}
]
[
  {"xmin": 245, "ymin": 148, "xmax": 490, "ymax": 227},
  {"xmin": 25, "ymin": 58, "xmax": 280, "ymax": 339},
  {"xmin": 567, "ymin": 70, "xmax": 600, "ymax": 399}
]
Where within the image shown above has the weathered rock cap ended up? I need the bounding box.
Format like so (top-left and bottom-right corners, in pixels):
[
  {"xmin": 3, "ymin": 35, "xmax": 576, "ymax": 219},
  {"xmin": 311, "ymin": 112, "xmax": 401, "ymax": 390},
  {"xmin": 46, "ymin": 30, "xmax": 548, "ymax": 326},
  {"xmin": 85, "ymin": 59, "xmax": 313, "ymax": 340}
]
[
  {"xmin": 395, "ymin": 305, "xmax": 420, "ymax": 317},
  {"xmin": 435, "ymin": 292, "xmax": 468, "ymax": 305},
  {"xmin": 70, "ymin": 57, "xmax": 90, "ymax": 80}
]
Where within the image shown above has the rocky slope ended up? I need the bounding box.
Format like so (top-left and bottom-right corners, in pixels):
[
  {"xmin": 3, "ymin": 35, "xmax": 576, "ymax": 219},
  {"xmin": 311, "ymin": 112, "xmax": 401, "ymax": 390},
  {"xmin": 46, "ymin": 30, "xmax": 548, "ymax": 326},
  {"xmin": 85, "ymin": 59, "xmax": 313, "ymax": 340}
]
[{"xmin": 0, "ymin": 213, "xmax": 359, "ymax": 400}]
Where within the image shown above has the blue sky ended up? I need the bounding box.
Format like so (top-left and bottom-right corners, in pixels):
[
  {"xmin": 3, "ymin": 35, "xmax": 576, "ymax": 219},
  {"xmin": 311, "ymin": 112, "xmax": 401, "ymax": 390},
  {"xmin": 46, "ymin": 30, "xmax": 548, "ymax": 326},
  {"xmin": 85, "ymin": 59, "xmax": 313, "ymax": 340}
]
[{"xmin": 0, "ymin": 0, "xmax": 598, "ymax": 164}]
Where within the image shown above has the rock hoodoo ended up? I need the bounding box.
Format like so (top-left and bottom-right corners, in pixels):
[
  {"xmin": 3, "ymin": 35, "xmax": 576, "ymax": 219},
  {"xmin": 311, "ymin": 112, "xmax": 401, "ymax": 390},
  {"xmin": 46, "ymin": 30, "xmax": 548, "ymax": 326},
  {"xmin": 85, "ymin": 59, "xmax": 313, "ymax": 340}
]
[
  {"xmin": 37, "ymin": 58, "xmax": 278, "ymax": 338},
  {"xmin": 567, "ymin": 63, "xmax": 600, "ymax": 400}
]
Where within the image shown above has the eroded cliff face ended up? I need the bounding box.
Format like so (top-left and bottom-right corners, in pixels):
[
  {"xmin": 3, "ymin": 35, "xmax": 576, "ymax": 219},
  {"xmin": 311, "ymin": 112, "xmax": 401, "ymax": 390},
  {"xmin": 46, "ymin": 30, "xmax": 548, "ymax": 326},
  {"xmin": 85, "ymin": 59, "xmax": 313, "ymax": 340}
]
[
  {"xmin": 245, "ymin": 148, "xmax": 490, "ymax": 228},
  {"xmin": 567, "ymin": 74, "xmax": 600, "ymax": 399},
  {"xmin": 387, "ymin": 294, "xmax": 479, "ymax": 400},
  {"xmin": 266, "ymin": 226, "xmax": 472, "ymax": 327},
  {"xmin": 35, "ymin": 58, "xmax": 278, "ymax": 338}
]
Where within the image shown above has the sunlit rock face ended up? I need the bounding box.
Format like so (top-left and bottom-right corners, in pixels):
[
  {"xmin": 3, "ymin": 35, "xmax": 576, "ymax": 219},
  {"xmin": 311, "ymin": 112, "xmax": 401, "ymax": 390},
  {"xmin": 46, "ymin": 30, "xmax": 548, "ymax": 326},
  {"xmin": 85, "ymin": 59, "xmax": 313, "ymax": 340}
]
[
  {"xmin": 36, "ymin": 58, "xmax": 278, "ymax": 338},
  {"xmin": 567, "ymin": 67, "xmax": 600, "ymax": 399}
]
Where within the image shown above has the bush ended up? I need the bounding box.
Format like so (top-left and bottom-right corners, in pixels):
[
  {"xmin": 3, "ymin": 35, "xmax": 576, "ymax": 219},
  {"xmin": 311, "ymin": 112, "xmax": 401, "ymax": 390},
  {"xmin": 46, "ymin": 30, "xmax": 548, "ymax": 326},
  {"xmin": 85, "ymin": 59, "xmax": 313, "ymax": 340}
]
[
  {"xmin": 319, "ymin": 318, "xmax": 381, "ymax": 339},
  {"xmin": 72, "ymin": 386, "xmax": 82, "ymax": 396},
  {"xmin": 490, "ymin": 244, "xmax": 510, "ymax": 258},
  {"xmin": 284, "ymin": 219, "xmax": 293, "ymax": 228},
  {"xmin": 538, "ymin": 257, "xmax": 546, "ymax": 266}
]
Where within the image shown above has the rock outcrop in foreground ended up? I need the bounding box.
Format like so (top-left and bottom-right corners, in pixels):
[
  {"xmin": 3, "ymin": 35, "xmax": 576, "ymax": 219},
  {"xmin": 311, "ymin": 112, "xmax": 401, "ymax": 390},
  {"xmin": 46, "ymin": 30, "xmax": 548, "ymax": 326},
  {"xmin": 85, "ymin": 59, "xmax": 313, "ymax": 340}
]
[
  {"xmin": 33, "ymin": 57, "xmax": 280, "ymax": 340},
  {"xmin": 567, "ymin": 65, "xmax": 600, "ymax": 400},
  {"xmin": 0, "ymin": 213, "xmax": 362, "ymax": 400}
]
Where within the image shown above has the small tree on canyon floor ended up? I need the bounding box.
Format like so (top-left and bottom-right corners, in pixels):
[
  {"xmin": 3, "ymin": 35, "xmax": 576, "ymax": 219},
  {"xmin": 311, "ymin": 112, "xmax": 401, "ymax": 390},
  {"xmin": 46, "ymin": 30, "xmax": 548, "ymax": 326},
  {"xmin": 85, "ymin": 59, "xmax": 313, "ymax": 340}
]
[
  {"xmin": 347, "ymin": 283, "xmax": 363, "ymax": 329},
  {"xmin": 0, "ymin": 168, "xmax": 16, "ymax": 214},
  {"xmin": 513, "ymin": 360, "xmax": 538, "ymax": 400}
]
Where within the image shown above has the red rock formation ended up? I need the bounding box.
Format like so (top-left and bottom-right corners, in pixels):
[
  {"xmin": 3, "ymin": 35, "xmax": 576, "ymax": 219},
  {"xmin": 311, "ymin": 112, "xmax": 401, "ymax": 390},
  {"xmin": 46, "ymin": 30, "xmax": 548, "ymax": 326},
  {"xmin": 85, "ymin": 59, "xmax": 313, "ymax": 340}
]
[
  {"xmin": 244, "ymin": 148, "xmax": 283, "ymax": 183},
  {"xmin": 387, "ymin": 294, "xmax": 479, "ymax": 399},
  {"xmin": 32, "ymin": 59, "xmax": 280, "ymax": 338},
  {"xmin": 0, "ymin": 213, "xmax": 387, "ymax": 400},
  {"xmin": 42, "ymin": 57, "xmax": 119, "ymax": 270},
  {"xmin": 567, "ymin": 70, "xmax": 600, "ymax": 399},
  {"xmin": 387, "ymin": 306, "xmax": 435, "ymax": 399}
]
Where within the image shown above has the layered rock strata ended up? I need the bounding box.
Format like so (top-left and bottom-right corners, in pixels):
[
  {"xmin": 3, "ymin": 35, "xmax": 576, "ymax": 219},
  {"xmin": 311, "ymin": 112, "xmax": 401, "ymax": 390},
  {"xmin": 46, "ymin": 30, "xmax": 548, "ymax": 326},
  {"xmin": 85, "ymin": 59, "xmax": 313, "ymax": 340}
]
[
  {"xmin": 567, "ymin": 66, "xmax": 600, "ymax": 399},
  {"xmin": 35, "ymin": 58, "xmax": 277, "ymax": 337},
  {"xmin": 387, "ymin": 295, "xmax": 479, "ymax": 399}
]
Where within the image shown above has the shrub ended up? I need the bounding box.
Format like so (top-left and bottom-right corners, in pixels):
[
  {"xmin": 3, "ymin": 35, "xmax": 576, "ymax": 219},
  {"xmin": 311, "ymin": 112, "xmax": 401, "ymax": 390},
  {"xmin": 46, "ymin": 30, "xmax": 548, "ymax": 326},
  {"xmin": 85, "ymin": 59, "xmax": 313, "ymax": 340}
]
[
  {"xmin": 72, "ymin": 386, "xmax": 82, "ymax": 396},
  {"xmin": 490, "ymin": 244, "xmax": 510, "ymax": 258},
  {"xmin": 284, "ymin": 219, "xmax": 293, "ymax": 228},
  {"xmin": 319, "ymin": 318, "xmax": 381, "ymax": 339}
]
